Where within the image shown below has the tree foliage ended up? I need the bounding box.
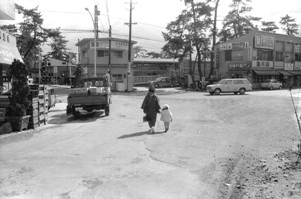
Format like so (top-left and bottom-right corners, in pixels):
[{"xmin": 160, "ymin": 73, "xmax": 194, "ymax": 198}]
[
  {"xmin": 209, "ymin": 0, "xmax": 220, "ymax": 79},
  {"xmin": 134, "ymin": 46, "xmax": 148, "ymax": 58},
  {"xmin": 0, "ymin": 4, "xmax": 71, "ymax": 68},
  {"xmin": 162, "ymin": 0, "xmax": 213, "ymax": 81},
  {"xmin": 73, "ymin": 66, "xmax": 84, "ymax": 88},
  {"xmin": 279, "ymin": 14, "xmax": 299, "ymax": 36},
  {"xmin": 7, "ymin": 60, "xmax": 30, "ymax": 116},
  {"xmin": 218, "ymin": 0, "xmax": 261, "ymax": 42},
  {"xmin": 47, "ymin": 28, "xmax": 69, "ymax": 60},
  {"xmin": 261, "ymin": 21, "xmax": 279, "ymax": 33}
]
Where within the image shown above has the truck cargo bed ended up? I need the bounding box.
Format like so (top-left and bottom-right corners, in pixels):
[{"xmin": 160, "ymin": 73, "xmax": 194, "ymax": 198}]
[{"xmin": 68, "ymin": 95, "xmax": 108, "ymax": 106}]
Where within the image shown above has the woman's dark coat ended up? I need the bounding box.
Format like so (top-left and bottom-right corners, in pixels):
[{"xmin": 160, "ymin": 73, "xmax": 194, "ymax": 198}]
[{"xmin": 141, "ymin": 92, "xmax": 161, "ymax": 127}]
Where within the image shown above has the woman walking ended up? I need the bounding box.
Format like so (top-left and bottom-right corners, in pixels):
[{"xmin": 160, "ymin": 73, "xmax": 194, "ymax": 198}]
[{"xmin": 141, "ymin": 87, "xmax": 161, "ymax": 133}]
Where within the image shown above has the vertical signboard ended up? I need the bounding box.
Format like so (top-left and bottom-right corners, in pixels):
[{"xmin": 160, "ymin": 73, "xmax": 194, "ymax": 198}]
[{"xmin": 295, "ymin": 44, "xmax": 301, "ymax": 53}]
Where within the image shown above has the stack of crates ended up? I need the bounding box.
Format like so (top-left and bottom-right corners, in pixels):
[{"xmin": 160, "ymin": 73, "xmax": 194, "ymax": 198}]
[
  {"xmin": 38, "ymin": 85, "xmax": 48, "ymax": 125},
  {"xmin": 28, "ymin": 85, "xmax": 40, "ymax": 129},
  {"xmin": 0, "ymin": 95, "xmax": 11, "ymax": 134},
  {"xmin": 28, "ymin": 85, "xmax": 49, "ymax": 128}
]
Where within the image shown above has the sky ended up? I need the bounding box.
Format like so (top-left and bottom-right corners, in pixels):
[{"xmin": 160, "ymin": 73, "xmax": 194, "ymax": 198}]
[{"xmin": 1, "ymin": 0, "xmax": 301, "ymax": 55}]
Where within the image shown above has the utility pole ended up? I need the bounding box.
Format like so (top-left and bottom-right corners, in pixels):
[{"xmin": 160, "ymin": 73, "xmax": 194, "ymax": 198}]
[
  {"xmin": 38, "ymin": 52, "xmax": 41, "ymax": 85},
  {"xmin": 94, "ymin": 5, "xmax": 99, "ymax": 39},
  {"xmin": 125, "ymin": 0, "xmax": 137, "ymax": 91},
  {"xmin": 108, "ymin": 25, "xmax": 112, "ymax": 76}
]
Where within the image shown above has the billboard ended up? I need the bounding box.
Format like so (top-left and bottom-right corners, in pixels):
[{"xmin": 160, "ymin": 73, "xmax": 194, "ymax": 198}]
[
  {"xmin": 254, "ymin": 34, "xmax": 275, "ymax": 49},
  {"xmin": 219, "ymin": 42, "xmax": 249, "ymax": 50}
]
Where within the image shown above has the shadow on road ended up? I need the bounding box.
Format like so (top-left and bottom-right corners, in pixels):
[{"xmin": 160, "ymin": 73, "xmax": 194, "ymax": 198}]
[
  {"xmin": 118, "ymin": 130, "xmax": 166, "ymax": 139},
  {"xmin": 47, "ymin": 111, "xmax": 106, "ymax": 124},
  {"xmin": 66, "ymin": 111, "xmax": 107, "ymax": 122}
]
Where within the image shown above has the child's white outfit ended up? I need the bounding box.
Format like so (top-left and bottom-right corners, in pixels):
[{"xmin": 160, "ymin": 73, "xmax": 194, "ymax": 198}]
[{"xmin": 160, "ymin": 104, "xmax": 173, "ymax": 132}]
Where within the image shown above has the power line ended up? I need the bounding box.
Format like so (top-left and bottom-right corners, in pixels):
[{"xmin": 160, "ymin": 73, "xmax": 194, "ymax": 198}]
[
  {"xmin": 105, "ymin": 0, "xmax": 111, "ymax": 26},
  {"xmin": 59, "ymin": 28, "xmax": 165, "ymax": 43},
  {"xmin": 40, "ymin": 9, "xmax": 166, "ymax": 29}
]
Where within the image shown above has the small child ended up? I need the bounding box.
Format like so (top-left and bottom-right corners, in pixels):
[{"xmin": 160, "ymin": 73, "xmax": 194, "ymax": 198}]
[{"xmin": 160, "ymin": 104, "xmax": 173, "ymax": 132}]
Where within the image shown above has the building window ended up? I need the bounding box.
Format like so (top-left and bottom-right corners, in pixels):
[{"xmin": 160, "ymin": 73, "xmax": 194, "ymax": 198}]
[
  {"xmin": 82, "ymin": 51, "xmax": 87, "ymax": 58},
  {"xmin": 90, "ymin": 41, "xmax": 100, "ymax": 48},
  {"xmin": 112, "ymin": 51, "xmax": 123, "ymax": 58},
  {"xmin": 225, "ymin": 50, "xmax": 232, "ymax": 61},
  {"xmin": 295, "ymin": 53, "xmax": 301, "ymax": 62},
  {"xmin": 112, "ymin": 74, "xmax": 123, "ymax": 81},
  {"xmin": 97, "ymin": 50, "xmax": 109, "ymax": 57},
  {"xmin": 257, "ymin": 49, "xmax": 273, "ymax": 61},
  {"xmin": 276, "ymin": 51, "xmax": 284, "ymax": 61}
]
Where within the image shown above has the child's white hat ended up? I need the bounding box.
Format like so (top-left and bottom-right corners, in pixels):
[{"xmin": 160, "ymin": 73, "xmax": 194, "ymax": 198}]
[{"xmin": 163, "ymin": 104, "xmax": 170, "ymax": 109}]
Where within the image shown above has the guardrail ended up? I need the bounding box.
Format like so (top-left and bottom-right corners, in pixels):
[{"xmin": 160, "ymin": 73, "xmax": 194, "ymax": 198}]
[{"xmin": 133, "ymin": 76, "xmax": 158, "ymax": 85}]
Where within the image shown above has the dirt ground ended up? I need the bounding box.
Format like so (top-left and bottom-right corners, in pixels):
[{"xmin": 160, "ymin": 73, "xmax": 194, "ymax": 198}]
[{"xmin": 1, "ymin": 87, "xmax": 301, "ymax": 198}]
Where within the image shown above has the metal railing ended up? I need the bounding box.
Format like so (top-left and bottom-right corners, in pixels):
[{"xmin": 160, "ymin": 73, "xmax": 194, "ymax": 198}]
[{"xmin": 133, "ymin": 75, "xmax": 159, "ymax": 84}]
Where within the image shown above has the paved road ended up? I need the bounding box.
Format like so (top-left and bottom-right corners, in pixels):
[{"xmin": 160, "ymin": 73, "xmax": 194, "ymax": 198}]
[{"xmin": 0, "ymin": 89, "xmax": 299, "ymax": 198}]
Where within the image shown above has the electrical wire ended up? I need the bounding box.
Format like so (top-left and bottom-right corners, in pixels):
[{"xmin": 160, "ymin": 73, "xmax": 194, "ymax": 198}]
[
  {"xmin": 59, "ymin": 28, "xmax": 165, "ymax": 43},
  {"xmin": 105, "ymin": 0, "xmax": 111, "ymax": 26}
]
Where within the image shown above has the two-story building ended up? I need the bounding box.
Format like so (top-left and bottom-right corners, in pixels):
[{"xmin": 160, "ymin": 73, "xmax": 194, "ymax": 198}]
[
  {"xmin": 216, "ymin": 30, "xmax": 301, "ymax": 88},
  {"xmin": 76, "ymin": 37, "xmax": 136, "ymax": 91},
  {"xmin": 132, "ymin": 58, "xmax": 179, "ymax": 85}
]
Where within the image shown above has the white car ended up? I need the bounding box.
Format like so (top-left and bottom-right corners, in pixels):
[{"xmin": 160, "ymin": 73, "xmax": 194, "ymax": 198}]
[
  {"xmin": 260, "ymin": 79, "xmax": 282, "ymax": 90},
  {"xmin": 206, "ymin": 78, "xmax": 252, "ymax": 95}
]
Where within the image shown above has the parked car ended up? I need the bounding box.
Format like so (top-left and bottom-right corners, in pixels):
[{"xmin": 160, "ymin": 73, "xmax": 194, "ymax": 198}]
[
  {"xmin": 260, "ymin": 79, "xmax": 282, "ymax": 90},
  {"xmin": 149, "ymin": 77, "xmax": 180, "ymax": 88},
  {"xmin": 206, "ymin": 78, "xmax": 252, "ymax": 95}
]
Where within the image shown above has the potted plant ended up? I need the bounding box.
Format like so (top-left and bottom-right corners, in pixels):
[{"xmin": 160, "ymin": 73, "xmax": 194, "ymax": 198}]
[{"xmin": 6, "ymin": 59, "xmax": 31, "ymax": 132}]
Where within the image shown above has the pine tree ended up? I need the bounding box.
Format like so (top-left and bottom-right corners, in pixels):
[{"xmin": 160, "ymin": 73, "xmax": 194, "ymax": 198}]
[{"xmin": 280, "ymin": 14, "xmax": 299, "ymax": 36}]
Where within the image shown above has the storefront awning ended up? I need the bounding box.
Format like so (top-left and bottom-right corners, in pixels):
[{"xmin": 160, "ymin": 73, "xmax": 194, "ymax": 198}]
[
  {"xmin": 277, "ymin": 70, "xmax": 293, "ymax": 76},
  {"xmin": 0, "ymin": 41, "xmax": 23, "ymax": 65},
  {"xmin": 287, "ymin": 71, "xmax": 301, "ymax": 75},
  {"xmin": 253, "ymin": 70, "xmax": 279, "ymax": 76}
]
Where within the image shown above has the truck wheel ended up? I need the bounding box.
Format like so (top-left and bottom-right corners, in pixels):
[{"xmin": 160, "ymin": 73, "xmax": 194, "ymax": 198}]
[
  {"xmin": 72, "ymin": 107, "xmax": 80, "ymax": 118},
  {"xmin": 72, "ymin": 111, "xmax": 80, "ymax": 118},
  {"xmin": 105, "ymin": 105, "xmax": 110, "ymax": 116}
]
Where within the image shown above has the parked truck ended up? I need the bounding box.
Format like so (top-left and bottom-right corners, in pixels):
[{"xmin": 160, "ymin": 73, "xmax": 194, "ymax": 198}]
[{"xmin": 66, "ymin": 76, "xmax": 111, "ymax": 117}]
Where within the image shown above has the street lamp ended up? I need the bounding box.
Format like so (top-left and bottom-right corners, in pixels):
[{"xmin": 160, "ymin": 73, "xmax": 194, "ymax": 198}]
[{"xmin": 85, "ymin": 7, "xmax": 97, "ymax": 77}]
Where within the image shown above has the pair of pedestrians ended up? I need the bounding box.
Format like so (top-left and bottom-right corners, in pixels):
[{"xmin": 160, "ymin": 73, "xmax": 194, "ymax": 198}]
[{"xmin": 141, "ymin": 87, "xmax": 173, "ymax": 133}]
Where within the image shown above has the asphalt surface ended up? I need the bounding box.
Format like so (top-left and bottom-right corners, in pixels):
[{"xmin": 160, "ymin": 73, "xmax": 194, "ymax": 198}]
[{"xmin": 0, "ymin": 87, "xmax": 301, "ymax": 198}]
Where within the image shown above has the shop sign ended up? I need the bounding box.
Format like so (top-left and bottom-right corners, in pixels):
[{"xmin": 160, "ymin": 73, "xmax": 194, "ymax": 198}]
[
  {"xmin": 284, "ymin": 63, "xmax": 294, "ymax": 70},
  {"xmin": 294, "ymin": 62, "xmax": 301, "ymax": 70},
  {"xmin": 0, "ymin": 108, "xmax": 5, "ymax": 122},
  {"xmin": 53, "ymin": 66, "xmax": 58, "ymax": 74},
  {"xmin": 295, "ymin": 44, "xmax": 301, "ymax": 53},
  {"xmin": 219, "ymin": 42, "xmax": 249, "ymax": 50},
  {"xmin": 255, "ymin": 34, "xmax": 275, "ymax": 49},
  {"xmin": 228, "ymin": 63, "xmax": 250, "ymax": 69},
  {"xmin": 252, "ymin": 61, "xmax": 273, "ymax": 68},
  {"xmin": 83, "ymin": 66, "xmax": 88, "ymax": 74},
  {"xmin": 232, "ymin": 42, "xmax": 249, "ymax": 50},
  {"xmin": 91, "ymin": 40, "xmax": 129, "ymax": 50},
  {"xmin": 0, "ymin": 29, "xmax": 23, "ymax": 64}
]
